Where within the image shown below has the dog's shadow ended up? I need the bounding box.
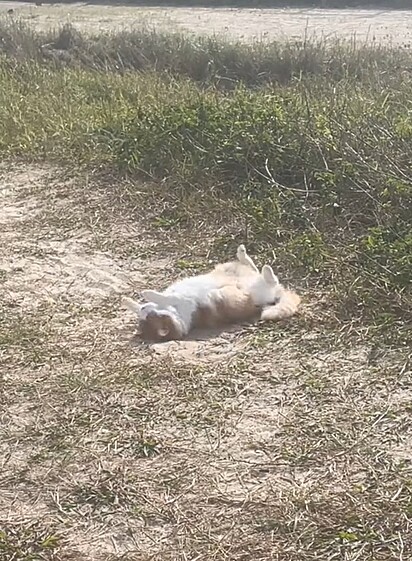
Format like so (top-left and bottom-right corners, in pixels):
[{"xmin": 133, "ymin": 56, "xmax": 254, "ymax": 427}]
[{"xmin": 126, "ymin": 320, "xmax": 246, "ymax": 348}]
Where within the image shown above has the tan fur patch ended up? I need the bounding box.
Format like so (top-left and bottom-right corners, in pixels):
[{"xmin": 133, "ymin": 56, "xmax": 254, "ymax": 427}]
[
  {"xmin": 193, "ymin": 286, "xmax": 260, "ymax": 329},
  {"xmin": 261, "ymin": 290, "xmax": 301, "ymax": 322},
  {"xmin": 213, "ymin": 261, "xmax": 258, "ymax": 283},
  {"xmin": 139, "ymin": 312, "xmax": 183, "ymax": 342}
]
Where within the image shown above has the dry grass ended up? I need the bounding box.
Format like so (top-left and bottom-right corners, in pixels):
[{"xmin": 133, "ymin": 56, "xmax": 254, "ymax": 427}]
[
  {"xmin": 1, "ymin": 163, "xmax": 411, "ymax": 560},
  {"xmin": 0, "ymin": 17, "xmax": 411, "ymax": 561},
  {"xmin": 2, "ymin": 2, "xmax": 412, "ymax": 44}
]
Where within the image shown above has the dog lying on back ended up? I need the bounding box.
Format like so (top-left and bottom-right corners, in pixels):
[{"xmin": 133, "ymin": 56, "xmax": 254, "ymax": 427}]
[{"xmin": 123, "ymin": 245, "xmax": 300, "ymax": 342}]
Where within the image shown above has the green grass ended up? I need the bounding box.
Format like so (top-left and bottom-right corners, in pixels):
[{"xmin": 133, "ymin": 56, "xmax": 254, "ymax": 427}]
[{"xmin": 0, "ymin": 22, "xmax": 410, "ymax": 331}]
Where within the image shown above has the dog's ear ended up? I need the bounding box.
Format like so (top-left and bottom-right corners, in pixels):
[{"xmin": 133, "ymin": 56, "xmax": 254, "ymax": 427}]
[{"xmin": 261, "ymin": 265, "xmax": 279, "ymax": 286}]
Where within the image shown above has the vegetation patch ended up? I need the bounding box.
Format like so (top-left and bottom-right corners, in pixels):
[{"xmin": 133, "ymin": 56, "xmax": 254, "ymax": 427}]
[
  {"xmin": 0, "ymin": 22, "xmax": 410, "ymax": 329},
  {"xmin": 0, "ymin": 23, "xmax": 411, "ymax": 558}
]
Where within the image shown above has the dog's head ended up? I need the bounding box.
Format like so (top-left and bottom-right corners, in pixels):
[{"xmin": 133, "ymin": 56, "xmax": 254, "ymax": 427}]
[
  {"xmin": 135, "ymin": 300, "xmax": 184, "ymax": 342},
  {"xmin": 139, "ymin": 308, "xmax": 184, "ymax": 342}
]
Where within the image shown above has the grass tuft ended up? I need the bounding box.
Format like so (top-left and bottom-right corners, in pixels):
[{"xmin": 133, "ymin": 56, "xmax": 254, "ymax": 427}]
[{"xmin": 1, "ymin": 19, "xmax": 412, "ymax": 85}]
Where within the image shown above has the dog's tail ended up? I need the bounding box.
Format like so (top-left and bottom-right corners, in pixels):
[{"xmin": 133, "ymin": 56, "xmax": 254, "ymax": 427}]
[
  {"xmin": 121, "ymin": 296, "xmax": 141, "ymax": 314},
  {"xmin": 260, "ymin": 289, "xmax": 300, "ymax": 322}
]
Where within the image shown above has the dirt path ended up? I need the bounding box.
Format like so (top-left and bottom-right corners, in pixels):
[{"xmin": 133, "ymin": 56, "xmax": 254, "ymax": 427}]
[
  {"xmin": 2, "ymin": 2, "xmax": 412, "ymax": 44},
  {"xmin": 1, "ymin": 164, "xmax": 411, "ymax": 560}
]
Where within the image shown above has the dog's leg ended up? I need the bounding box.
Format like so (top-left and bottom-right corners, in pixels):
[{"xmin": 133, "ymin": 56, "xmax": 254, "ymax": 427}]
[
  {"xmin": 236, "ymin": 244, "xmax": 259, "ymax": 272},
  {"xmin": 141, "ymin": 289, "xmax": 169, "ymax": 305}
]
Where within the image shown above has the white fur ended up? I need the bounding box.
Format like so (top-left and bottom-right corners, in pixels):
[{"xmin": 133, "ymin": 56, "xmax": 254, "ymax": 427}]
[{"xmin": 124, "ymin": 245, "xmax": 299, "ymax": 340}]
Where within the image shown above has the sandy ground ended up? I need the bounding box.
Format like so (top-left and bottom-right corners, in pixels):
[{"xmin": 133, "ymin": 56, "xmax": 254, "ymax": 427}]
[
  {"xmin": 1, "ymin": 163, "xmax": 411, "ymax": 560},
  {"xmin": 1, "ymin": 2, "xmax": 412, "ymax": 44}
]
